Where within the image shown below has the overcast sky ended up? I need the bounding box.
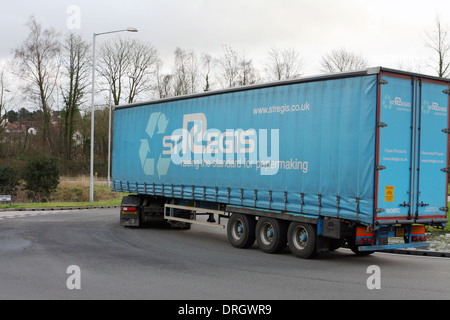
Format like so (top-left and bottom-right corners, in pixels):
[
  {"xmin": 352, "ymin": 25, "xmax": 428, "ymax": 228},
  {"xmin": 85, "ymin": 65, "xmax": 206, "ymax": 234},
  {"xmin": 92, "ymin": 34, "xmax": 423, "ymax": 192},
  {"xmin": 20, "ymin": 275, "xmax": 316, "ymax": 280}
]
[{"xmin": 1, "ymin": 0, "xmax": 450, "ymax": 77}]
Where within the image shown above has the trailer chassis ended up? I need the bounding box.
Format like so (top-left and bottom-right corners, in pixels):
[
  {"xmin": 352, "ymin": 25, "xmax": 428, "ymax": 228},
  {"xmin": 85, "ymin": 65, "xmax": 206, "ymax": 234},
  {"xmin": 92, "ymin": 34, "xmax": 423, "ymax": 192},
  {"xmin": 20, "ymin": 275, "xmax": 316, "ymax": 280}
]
[{"xmin": 120, "ymin": 195, "xmax": 437, "ymax": 259}]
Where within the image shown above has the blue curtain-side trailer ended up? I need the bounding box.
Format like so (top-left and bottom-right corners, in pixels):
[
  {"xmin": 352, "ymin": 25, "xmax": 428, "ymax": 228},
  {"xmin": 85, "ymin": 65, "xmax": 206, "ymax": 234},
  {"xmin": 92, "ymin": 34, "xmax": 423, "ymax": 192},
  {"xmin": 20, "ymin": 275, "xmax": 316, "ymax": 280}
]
[{"xmin": 112, "ymin": 67, "xmax": 449, "ymax": 258}]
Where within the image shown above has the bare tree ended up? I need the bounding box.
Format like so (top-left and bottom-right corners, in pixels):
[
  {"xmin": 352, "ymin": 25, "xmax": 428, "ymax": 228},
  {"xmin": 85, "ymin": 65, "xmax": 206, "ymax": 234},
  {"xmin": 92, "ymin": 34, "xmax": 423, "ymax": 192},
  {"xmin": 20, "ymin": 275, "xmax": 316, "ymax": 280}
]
[
  {"xmin": 395, "ymin": 58, "xmax": 424, "ymax": 74},
  {"xmin": 97, "ymin": 38, "xmax": 131, "ymax": 106},
  {"xmin": 216, "ymin": 45, "xmax": 261, "ymax": 88},
  {"xmin": 265, "ymin": 47, "xmax": 304, "ymax": 81},
  {"xmin": 172, "ymin": 47, "xmax": 200, "ymax": 96},
  {"xmin": 201, "ymin": 53, "xmax": 214, "ymax": 92},
  {"xmin": 237, "ymin": 54, "xmax": 260, "ymax": 86},
  {"xmin": 13, "ymin": 16, "xmax": 61, "ymax": 148},
  {"xmin": 424, "ymin": 15, "xmax": 450, "ymax": 78},
  {"xmin": 217, "ymin": 45, "xmax": 240, "ymax": 88},
  {"xmin": 155, "ymin": 61, "xmax": 173, "ymax": 99},
  {"xmin": 321, "ymin": 48, "xmax": 368, "ymax": 73},
  {"xmin": 60, "ymin": 33, "xmax": 91, "ymax": 160},
  {"xmin": 97, "ymin": 38, "xmax": 160, "ymax": 105},
  {"xmin": 126, "ymin": 40, "xmax": 159, "ymax": 104}
]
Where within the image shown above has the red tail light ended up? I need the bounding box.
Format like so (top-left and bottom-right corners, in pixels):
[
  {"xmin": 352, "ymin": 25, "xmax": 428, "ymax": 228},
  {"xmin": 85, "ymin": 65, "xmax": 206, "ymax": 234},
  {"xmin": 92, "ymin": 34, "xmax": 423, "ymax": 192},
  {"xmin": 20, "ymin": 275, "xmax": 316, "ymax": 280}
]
[
  {"xmin": 412, "ymin": 235, "xmax": 427, "ymax": 242},
  {"xmin": 411, "ymin": 226, "xmax": 426, "ymax": 242},
  {"xmin": 122, "ymin": 206, "xmax": 137, "ymax": 214}
]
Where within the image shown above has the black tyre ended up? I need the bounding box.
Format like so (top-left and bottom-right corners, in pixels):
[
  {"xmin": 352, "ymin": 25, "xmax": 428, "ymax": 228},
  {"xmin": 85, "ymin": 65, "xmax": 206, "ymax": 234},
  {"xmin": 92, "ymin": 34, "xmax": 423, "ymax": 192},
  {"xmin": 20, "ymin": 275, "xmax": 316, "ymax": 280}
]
[
  {"xmin": 287, "ymin": 222, "xmax": 316, "ymax": 259},
  {"xmin": 227, "ymin": 214, "xmax": 256, "ymax": 249},
  {"xmin": 329, "ymin": 238, "xmax": 345, "ymax": 251},
  {"xmin": 255, "ymin": 217, "xmax": 288, "ymax": 254}
]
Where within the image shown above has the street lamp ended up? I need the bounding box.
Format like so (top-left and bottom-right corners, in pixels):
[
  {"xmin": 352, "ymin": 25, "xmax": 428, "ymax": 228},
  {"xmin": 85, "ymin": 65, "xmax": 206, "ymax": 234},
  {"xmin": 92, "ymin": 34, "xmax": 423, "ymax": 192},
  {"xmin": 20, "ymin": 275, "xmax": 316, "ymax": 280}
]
[
  {"xmin": 107, "ymin": 86, "xmax": 112, "ymax": 189},
  {"xmin": 90, "ymin": 27, "xmax": 138, "ymax": 203},
  {"xmin": 0, "ymin": 89, "xmax": 10, "ymax": 121}
]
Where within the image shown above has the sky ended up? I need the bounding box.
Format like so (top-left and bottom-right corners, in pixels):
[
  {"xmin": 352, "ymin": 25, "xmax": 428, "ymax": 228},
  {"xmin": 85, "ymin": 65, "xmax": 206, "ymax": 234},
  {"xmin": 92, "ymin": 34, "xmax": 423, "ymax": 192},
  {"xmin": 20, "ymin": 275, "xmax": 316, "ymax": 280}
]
[{"xmin": 1, "ymin": 0, "xmax": 450, "ymax": 96}]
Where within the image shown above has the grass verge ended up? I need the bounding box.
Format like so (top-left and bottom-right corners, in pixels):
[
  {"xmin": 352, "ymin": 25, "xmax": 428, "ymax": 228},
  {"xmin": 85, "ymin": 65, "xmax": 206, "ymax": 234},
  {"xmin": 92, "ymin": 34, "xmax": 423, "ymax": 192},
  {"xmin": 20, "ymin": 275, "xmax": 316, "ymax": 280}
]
[
  {"xmin": 425, "ymin": 204, "xmax": 450, "ymax": 233},
  {"xmin": 0, "ymin": 177, "xmax": 125, "ymax": 210},
  {"xmin": 0, "ymin": 198, "xmax": 121, "ymax": 210}
]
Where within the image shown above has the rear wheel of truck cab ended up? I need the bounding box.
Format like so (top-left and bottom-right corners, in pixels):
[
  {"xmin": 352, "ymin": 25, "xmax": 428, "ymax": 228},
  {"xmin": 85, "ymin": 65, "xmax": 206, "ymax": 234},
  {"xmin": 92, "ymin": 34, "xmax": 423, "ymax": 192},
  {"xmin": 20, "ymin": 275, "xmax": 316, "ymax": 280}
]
[
  {"xmin": 329, "ymin": 238, "xmax": 345, "ymax": 251},
  {"xmin": 255, "ymin": 217, "xmax": 288, "ymax": 254},
  {"xmin": 288, "ymin": 222, "xmax": 316, "ymax": 259},
  {"xmin": 227, "ymin": 214, "xmax": 256, "ymax": 249}
]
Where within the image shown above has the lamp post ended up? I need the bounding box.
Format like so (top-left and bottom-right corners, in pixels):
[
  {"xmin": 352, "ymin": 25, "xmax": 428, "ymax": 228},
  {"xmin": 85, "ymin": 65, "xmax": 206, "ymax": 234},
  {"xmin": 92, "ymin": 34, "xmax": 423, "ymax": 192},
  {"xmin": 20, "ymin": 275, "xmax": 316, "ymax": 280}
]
[
  {"xmin": 90, "ymin": 27, "xmax": 138, "ymax": 203},
  {"xmin": 107, "ymin": 86, "xmax": 112, "ymax": 189},
  {"xmin": 0, "ymin": 89, "xmax": 10, "ymax": 124}
]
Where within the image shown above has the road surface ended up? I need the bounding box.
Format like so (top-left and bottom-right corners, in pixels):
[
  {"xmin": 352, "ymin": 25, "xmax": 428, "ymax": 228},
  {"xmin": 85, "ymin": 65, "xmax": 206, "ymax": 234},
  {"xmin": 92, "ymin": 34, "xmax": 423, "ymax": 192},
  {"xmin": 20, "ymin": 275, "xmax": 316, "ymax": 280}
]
[{"xmin": 0, "ymin": 208, "xmax": 449, "ymax": 300}]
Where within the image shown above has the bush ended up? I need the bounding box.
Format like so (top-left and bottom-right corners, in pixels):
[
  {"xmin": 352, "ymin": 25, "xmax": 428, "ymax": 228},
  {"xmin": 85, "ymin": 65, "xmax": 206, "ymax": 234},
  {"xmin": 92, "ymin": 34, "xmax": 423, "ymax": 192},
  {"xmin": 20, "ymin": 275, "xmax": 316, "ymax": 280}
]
[
  {"xmin": 23, "ymin": 156, "xmax": 60, "ymax": 202},
  {"xmin": 0, "ymin": 166, "xmax": 20, "ymax": 196}
]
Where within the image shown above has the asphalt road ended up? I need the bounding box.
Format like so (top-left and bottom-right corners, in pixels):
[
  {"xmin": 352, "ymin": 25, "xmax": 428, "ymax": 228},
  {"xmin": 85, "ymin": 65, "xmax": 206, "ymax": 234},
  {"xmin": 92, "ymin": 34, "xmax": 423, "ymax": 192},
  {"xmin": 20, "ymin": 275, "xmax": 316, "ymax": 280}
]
[{"xmin": 0, "ymin": 208, "xmax": 449, "ymax": 300}]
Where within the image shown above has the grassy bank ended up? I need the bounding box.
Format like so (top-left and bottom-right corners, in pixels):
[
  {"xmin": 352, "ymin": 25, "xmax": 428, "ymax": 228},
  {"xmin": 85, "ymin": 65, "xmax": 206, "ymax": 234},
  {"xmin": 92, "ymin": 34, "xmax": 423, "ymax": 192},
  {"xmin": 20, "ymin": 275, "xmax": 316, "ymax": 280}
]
[
  {"xmin": 0, "ymin": 176, "xmax": 124, "ymax": 209},
  {"xmin": 426, "ymin": 206, "xmax": 450, "ymax": 233},
  {"xmin": 0, "ymin": 198, "xmax": 121, "ymax": 210}
]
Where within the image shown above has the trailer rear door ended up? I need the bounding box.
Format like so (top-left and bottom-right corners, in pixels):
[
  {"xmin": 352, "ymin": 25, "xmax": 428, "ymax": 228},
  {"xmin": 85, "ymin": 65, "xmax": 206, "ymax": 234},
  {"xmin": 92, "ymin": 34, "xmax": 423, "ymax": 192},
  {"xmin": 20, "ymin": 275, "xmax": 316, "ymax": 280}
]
[
  {"xmin": 376, "ymin": 74, "xmax": 415, "ymax": 223},
  {"xmin": 376, "ymin": 72, "xmax": 449, "ymax": 225},
  {"xmin": 414, "ymin": 80, "xmax": 449, "ymax": 223}
]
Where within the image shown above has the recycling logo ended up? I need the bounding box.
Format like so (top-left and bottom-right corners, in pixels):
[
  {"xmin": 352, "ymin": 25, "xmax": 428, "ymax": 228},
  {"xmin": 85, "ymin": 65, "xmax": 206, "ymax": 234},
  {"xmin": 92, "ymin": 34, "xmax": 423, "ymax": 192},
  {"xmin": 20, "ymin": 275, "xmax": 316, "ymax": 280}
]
[
  {"xmin": 382, "ymin": 94, "xmax": 393, "ymax": 110},
  {"xmin": 422, "ymin": 100, "xmax": 431, "ymax": 114},
  {"xmin": 139, "ymin": 112, "xmax": 171, "ymax": 178}
]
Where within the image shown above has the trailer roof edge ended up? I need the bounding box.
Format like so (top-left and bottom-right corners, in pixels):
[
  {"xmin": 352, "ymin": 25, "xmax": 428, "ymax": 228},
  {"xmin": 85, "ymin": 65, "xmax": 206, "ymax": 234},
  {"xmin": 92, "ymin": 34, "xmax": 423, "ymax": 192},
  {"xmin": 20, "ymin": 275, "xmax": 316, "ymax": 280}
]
[{"xmin": 115, "ymin": 67, "xmax": 450, "ymax": 111}]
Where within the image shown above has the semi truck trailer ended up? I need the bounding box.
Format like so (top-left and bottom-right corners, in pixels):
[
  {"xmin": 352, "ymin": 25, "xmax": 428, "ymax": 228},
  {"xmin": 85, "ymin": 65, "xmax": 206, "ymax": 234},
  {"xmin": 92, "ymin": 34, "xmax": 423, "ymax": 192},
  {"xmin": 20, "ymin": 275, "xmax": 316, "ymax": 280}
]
[{"xmin": 112, "ymin": 67, "xmax": 449, "ymax": 258}]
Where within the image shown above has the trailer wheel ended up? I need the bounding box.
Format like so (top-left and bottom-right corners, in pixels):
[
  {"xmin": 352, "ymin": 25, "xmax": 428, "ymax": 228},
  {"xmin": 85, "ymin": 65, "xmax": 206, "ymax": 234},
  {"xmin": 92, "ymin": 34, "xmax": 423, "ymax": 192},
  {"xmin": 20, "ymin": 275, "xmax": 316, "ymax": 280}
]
[
  {"xmin": 288, "ymin": 222, "xmax": 316, "ymax": 259},
  {"xmin": 227, "ymin": 214, "xmax": 256, "ymax": 249},
  {"xmin": 255, "ymin": 218, "xmax": 288, "ymax": 254}
]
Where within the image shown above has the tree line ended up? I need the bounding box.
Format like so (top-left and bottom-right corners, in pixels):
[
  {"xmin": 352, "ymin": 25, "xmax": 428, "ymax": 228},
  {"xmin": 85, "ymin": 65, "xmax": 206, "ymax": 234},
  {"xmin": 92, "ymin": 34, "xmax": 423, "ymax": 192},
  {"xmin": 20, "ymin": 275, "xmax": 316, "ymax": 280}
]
[{"xmin": 0, "ymin": 14, "xmax": 449, "ymax": 183}]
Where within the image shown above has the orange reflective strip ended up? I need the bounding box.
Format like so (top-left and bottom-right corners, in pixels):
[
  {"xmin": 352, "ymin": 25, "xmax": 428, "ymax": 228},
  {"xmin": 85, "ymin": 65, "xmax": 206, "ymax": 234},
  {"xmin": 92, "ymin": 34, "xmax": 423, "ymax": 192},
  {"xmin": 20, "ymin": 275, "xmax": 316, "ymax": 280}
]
[
  {"xmin": 412, "ymin": 225, "xmax": 425, "ymax": 235},
  {"xmin": 356, "ymin": 227, "xmax": 374, "ymax": 237}
]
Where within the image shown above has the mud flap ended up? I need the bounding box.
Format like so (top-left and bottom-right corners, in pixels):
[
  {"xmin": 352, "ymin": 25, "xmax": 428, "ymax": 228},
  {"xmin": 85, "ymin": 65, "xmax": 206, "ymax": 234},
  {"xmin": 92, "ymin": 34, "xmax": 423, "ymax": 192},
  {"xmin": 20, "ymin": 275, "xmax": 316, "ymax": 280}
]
[{"xmin": 120, "ymin": 195, "xmax": 142, "ymax": 227}]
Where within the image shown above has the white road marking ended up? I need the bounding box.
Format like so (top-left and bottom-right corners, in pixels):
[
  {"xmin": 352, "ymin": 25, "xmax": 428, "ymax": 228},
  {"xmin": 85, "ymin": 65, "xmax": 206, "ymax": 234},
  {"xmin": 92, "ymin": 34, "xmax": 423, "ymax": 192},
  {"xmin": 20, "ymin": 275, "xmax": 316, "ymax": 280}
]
[{"xmin": 0, "ymin": 210, "xmax": 74, "ymax": 220}]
